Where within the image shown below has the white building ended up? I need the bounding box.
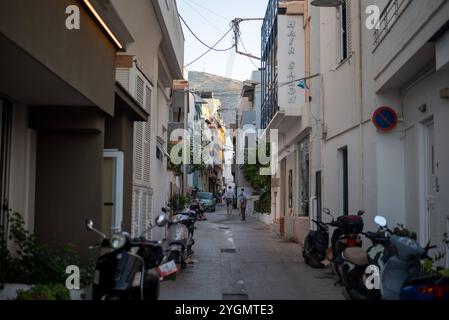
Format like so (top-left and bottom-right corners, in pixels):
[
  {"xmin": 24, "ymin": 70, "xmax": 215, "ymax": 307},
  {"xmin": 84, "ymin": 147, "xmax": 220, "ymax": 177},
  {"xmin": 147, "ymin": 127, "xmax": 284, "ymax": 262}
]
[
  {"xmin": 113, "ymin": 0, "xmax": 185, "ymax": 239},
  {"xmin": 315, "ymin": 0, "xmax": 449, "ymax": 264}
]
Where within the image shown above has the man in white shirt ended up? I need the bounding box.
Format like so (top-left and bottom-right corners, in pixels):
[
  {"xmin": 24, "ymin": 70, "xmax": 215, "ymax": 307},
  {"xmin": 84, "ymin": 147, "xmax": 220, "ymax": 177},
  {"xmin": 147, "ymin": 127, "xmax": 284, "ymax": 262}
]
[{"xmin": 224, "ymin": 186, "xmax": 235, "ymax": 216}]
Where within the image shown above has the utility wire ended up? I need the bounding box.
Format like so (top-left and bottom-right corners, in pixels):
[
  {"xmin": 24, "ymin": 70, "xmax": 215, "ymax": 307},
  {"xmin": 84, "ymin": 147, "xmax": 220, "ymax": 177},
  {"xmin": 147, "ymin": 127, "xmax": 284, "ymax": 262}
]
[
  {"xmin": 184, "ymin": 26, "xmax": 235, "ymax": 67},
  {"xmin": 185, "ymin": 0, "xmax": 228, "ymax": 21},
  {"xmin": 179, "ymin": 14, "xmax": 235, "ymax": 52},
  {"xmin": 182, "ymin": 1, "xmax": 223, "ymax": 33},
  {"xmin": 239, "ymin": 37, "xmax": 259, "ymax": 69}
]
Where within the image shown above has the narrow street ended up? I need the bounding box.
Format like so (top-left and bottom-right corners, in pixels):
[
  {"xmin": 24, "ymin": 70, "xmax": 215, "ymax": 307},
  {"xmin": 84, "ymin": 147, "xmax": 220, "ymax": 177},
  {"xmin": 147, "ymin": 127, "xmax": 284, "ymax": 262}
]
[{"xmin": 160, "ymin": 204, "xmax": 343, "ymax": 300}]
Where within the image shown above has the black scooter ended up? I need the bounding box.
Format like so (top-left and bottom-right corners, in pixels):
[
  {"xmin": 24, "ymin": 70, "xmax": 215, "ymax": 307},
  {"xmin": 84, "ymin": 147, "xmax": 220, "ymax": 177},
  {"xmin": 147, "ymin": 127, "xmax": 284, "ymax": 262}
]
[
  {"xmin": 86, "ymin": 212, "xmax": 169, "ymax": 300},
  {"xmin": 303, "ymin": 209, "xmax": 364, "ymax": 271}
]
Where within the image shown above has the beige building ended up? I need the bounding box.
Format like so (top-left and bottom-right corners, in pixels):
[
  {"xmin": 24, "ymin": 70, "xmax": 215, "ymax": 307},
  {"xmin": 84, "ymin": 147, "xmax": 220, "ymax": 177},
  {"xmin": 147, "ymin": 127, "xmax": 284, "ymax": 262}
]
[
  {"xmin": 261, "ymin": 0, "xmax": 314, "ymax": 242},
  {"xmin": 0, "ymin": 0, "xmax": 145, "ymax": 262},
  {"xmin": 112, "ymin": 0, "xmax": 185, "ymax": 239}
]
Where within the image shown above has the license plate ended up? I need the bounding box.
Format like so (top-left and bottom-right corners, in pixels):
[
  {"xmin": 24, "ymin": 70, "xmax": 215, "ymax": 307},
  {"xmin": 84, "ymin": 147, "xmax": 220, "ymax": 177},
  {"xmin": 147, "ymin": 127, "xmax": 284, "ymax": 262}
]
[{"xmin": 157, "ymin": 261, "xmax": 178, "ymax": 278}]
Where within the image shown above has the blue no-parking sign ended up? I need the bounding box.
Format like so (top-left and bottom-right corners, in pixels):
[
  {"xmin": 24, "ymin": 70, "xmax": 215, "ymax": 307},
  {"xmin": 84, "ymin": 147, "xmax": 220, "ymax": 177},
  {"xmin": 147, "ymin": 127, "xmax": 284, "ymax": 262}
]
[{"xmin": 372, "ymin": 106, "xmax": 398, "ymax": 132}]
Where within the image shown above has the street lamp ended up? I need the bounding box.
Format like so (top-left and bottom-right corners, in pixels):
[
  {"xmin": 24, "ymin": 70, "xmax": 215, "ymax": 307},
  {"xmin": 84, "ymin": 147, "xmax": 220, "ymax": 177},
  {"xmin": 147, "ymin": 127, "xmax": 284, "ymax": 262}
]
[{"xmin": 311, "ymin": 0, "xmax": 344, "ymax": 7}]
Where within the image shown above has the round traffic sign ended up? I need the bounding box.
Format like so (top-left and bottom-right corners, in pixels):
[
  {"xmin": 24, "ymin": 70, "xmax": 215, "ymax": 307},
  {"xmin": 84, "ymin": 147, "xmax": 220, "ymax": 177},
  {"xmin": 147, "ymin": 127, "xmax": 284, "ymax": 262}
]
[{"xmin": 372, "ymin": 106, "xmax": 398, "ymax": 132}]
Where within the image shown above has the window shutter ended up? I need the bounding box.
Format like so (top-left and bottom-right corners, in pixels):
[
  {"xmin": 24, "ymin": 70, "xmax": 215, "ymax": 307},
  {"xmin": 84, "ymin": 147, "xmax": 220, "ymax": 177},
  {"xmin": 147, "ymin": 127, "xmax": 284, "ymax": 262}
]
[
  {"xmin": 136, "ymin": 76, "xmax": 144, "ymax": 106},
  {"xmin": 115, "ymin": 68, "xmax": 130, "ymax": 90},
  {"xmin": 143, "ymin": 122, "xmax": 151, "ymax": 184},
  {"xmin": 346, "ymin": 0, "xmax": 352, "ymax": 54},
  {"xmin": 145, "ymin": 85, "xmax": 152, "ymax": 112},
  {"xmin": 134, "ymin": 122, "xmax": 144, "ymax": 181}
]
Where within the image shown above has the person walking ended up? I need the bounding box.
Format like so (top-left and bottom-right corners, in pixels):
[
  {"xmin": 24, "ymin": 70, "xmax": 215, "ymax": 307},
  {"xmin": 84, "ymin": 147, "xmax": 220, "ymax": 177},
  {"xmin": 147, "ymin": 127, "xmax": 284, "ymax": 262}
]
[
  {"xmin": 224, "ymin": 186, "xmax": 235, "ymax": 216},
  {"xmin": 238, "ymin": 188, "xmax": 248, "ymax": 221}
]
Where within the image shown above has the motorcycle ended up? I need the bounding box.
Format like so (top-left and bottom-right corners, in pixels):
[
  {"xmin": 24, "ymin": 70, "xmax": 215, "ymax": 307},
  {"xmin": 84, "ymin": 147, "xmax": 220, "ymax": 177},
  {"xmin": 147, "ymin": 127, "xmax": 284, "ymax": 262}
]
[
  {"xmin": 86, "ymin": 212, "xmax": 172, "ymax": 300},
  {"xmin": 341, "ymin": 215, "xmax": 449, "ymax": 300},
  {"xmin": 337, "ymin": 216, "xmax": 391, "ymax": 300},
  {"xmin": 303, "ymin": 209, "xmax": 364, "ymax": 272},
  {"xmin": 302, "ymin": 219, "xmax": 330, "ymax": 268},
  {"xmin": 166, "ymin": 208, "xmax": 194, "ymax": 270}
]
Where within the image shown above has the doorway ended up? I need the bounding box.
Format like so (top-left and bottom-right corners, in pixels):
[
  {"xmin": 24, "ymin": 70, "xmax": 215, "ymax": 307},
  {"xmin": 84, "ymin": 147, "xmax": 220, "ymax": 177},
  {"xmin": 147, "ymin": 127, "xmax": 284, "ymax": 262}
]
[
  {"xmin": 0, "ymin": 98, "xmax": 12, "ymax": 253},
  {"xmin": 102, "ymin": 150, "xmax": 124, "ymax": 237},
  {"xmin": 316, "ymin": 171, "xmax": 322, "ymax": 222},
  {"xmin": 420, "ymin": 120, "xmax": 438, "ymax": 247}
]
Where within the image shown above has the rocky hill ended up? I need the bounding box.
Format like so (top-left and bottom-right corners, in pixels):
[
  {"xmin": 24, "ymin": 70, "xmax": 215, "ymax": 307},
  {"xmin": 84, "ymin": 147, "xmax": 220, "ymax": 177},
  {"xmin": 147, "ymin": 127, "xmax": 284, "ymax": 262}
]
[{"xmin": 188, "ymin": 71, "xmax": 242, "ymax": 125}]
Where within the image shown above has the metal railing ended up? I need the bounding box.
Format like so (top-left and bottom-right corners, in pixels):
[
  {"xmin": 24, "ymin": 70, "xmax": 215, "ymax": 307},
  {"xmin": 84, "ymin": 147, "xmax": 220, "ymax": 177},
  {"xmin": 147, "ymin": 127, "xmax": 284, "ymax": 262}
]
[{"xmin": 373, "ymin": 0, "xmax": 412, "ymax": 50}]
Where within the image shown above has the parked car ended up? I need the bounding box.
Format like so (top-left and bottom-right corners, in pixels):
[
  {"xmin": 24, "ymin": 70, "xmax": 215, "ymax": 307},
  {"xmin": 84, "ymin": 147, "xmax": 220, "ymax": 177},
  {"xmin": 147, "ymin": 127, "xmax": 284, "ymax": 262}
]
[{"xmin": 197, "ymin": 192, "xmax": 216, "ymax": 212}]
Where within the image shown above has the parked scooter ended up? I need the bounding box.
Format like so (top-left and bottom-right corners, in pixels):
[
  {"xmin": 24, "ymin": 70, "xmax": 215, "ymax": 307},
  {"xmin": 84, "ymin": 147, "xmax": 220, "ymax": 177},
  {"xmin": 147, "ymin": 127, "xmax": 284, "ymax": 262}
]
[
  {"xmin": 337, "ymin": 216, "xmax": 391, "ymax": 300},
  {"xmin": 166, "ymin": 208, "xmax": 193, "ymax": 269},
  {"xmin": 340, "ymin": 215, "xmax": 449, "ymax": 300},
  {"xmin": 303, "ymin": 219, "xmax": 330, "ymax": 268},
  {"xmin": 86, "ymin": 212, "xmax": 170, "ymax": 300},
  {"xmin": 303, "ymin": 209, "xmax": 364, "ymax": 272}
]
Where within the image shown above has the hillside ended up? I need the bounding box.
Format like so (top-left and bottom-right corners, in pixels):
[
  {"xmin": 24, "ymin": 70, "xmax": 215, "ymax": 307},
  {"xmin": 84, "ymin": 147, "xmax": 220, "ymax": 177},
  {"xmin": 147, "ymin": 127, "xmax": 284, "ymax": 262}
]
[{"xmin": 188, "ymin": 71, "xmax": 242, "ymax": 125}]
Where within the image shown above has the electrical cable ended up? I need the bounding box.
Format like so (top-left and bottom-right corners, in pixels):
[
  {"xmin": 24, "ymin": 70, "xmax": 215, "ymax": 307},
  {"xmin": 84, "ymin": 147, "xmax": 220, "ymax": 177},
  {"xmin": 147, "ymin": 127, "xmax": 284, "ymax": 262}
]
[
  {"xmin": 179, "ymin": 14, "xmax": 235, "ymax": 52},
  {"xmin": 182, "ymin": 1, "xmax": 223, "ymax": 33},
  {"xmin": 184, "ymin": 0, "xmax": 228, "ymax": 21},
  {"xmin": 239, "ymin": 37, "xmax": 259, "ymax": 69},
  {"xmin": 184, "ymin": 26, "xmax": 235, "ymax": 67}
]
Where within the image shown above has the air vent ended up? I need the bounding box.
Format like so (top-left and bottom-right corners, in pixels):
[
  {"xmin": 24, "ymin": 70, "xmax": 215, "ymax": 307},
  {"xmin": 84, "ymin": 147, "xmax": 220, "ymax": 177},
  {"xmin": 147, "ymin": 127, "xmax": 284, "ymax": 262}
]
[{"xmin": 221, "ymin": 249, "xmax": 236, "ymax": 253}]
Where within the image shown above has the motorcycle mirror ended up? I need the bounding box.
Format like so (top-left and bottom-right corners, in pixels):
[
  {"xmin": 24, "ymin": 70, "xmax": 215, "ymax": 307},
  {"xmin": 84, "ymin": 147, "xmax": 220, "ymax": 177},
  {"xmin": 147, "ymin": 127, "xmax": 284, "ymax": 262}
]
[
  {"xmin": 84, "ymin": 219, "xmax": 107, "ymax": 239},
  {"xmin": 323, "ymin": 208, "xmax": 331, "ymax": 216},
  {"xmin": 155, "ymin": 214, "xmax": 169, "ymax": 227},
  {"xmin": 357, "ymin": 210, "xmax": 365, "ymax": 216},
  {"xmin": 85, "ymin": 219, "xmax": 94, "ymax": 231},
  {"xmin": 374, "ymin": 215, "xmax": 387, "ymax": 227}
]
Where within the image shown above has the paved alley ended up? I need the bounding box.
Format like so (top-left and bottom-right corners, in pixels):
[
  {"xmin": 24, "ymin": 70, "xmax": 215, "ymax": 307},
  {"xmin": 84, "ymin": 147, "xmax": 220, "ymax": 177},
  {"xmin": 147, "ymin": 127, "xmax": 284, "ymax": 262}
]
[{"xmin": 160, "ymin": 204, "xmax": 344, "ymax": 300}]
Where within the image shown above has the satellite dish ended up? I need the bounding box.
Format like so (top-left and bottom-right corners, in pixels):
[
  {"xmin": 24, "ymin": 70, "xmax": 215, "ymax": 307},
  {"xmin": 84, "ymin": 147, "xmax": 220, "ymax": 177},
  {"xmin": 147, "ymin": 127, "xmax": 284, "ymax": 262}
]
[{"xmin": 311, "ymin": 0, "xmax": 344, "ymax": 7}]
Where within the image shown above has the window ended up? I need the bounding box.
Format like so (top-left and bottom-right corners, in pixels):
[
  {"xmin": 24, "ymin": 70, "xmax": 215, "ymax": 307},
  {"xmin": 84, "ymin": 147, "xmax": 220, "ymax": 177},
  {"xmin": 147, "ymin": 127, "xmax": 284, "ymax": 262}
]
[
  {"xmin": 339, "ymin": 147, "xmax": 349, "ymax": 215},
  {"xmin": 156, "ymin": 146, "xmax": 163, "ymax": 161},
  {"xmin": 298, "ymin": 138, "xmax": 310, "ymax": 216},
  {"xmin": 338, "ymin": 0, "xmax": 351, "ymax": 61}
]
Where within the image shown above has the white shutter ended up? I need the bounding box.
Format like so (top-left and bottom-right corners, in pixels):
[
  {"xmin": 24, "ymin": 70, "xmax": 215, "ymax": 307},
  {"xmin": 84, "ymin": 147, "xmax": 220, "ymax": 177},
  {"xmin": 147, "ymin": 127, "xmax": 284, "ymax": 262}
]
[
  {"xmin": 115, "ymin": 68, "xmax": 130, "ymax": 90},
  {"xmin": 145, "ymin": 85, "xmax": 152, "ymax": 112},
  {"xmin": 134, "ymin": 122, "xmax": 144, "ymax": 181},
  {"xmin": 136, "ymin": 75, "xmax": 144, "ymax": 106}
]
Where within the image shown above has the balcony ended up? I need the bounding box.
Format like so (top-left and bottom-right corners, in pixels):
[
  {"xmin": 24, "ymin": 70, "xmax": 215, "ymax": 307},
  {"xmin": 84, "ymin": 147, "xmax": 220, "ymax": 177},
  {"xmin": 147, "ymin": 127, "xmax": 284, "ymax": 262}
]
[
  {"xmin": 373, "ymin": 0, "xmax": 412, "ymax": 50},
  {"xmin": 372, "ymin": 0, "xmax": 449, "ymax": 91}
]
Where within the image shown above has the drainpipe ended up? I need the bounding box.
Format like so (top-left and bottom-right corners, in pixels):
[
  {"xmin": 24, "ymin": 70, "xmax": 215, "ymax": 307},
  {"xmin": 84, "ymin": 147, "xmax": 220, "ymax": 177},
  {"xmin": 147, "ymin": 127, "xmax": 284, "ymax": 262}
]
[{"xmin": 358, "ymin": 1, "xmax": 365, "ymax": 211}]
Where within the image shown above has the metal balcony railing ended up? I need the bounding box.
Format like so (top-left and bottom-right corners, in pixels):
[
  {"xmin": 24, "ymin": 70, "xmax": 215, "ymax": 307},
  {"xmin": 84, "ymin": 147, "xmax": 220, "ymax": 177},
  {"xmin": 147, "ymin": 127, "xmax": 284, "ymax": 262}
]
[{"xmin": 373, "ymin": 0, "xmax": 412, "ymax": 50}]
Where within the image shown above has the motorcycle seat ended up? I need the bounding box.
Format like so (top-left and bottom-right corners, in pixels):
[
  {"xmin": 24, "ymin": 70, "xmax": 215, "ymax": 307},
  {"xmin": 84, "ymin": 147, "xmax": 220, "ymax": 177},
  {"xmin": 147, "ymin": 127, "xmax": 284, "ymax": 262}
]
[{"xmin": 344, "ymin": 247, "xmax": 368, "ymax": 266}]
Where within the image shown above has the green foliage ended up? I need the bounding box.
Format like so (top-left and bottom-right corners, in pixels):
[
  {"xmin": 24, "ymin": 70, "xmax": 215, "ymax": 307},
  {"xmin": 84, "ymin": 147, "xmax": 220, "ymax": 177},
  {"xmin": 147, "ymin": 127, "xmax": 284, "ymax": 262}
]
[
  {"xmin": 0, "ymin": 211, "xmax": 93, "ymax": 288},
  {"xmin": 392, "ymin": 224, "xmax": 417, "ymax": 240},
  {"xmin": 169, "ymin": 194, "xmax": 191, "ymax": 212},
  {"xmin": 16, "ymin": 283, "xmax": 70, "ymax": 300},
  {"xmin": 167, "ymin": 142, "xmax": 183, "ymax": 176},
  {"xmin": 241, "ymin": 142, "xmax": 271, "ymax": 214}
]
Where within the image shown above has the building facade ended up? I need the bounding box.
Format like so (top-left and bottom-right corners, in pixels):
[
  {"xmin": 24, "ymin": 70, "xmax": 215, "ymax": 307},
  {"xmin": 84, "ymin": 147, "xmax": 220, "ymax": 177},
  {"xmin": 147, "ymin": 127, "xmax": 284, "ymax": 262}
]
[
  {"xmin": 112, "ymin": 0, "xmax": 185, "ymax": 239},
  {"xmin": 261, "ymin": 0, "xmax": 314, "ymax": 242},
  {"xmin": 0, "ymin": 0, "xmax": 144, "ymax": 262}
]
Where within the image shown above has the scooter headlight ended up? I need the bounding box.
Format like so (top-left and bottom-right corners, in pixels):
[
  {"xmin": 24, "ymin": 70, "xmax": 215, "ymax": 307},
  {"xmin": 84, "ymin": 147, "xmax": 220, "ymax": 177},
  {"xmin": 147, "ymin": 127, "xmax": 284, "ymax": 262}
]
[{"xmin": 110, "ymin": 233, "xmax": 128, "ymax": 250}]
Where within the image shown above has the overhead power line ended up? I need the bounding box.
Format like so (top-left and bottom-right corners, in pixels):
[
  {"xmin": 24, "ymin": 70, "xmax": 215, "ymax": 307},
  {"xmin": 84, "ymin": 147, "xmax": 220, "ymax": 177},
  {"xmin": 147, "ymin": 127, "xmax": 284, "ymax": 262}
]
[
  {"xmin": 182, "ymin": 1, "xmax": 223, "ymax": 33},
  {"xmin": 185, "ymin": 0, "xmax": 228, "ymax": 22},
  {"xmin": 179, "ymin": 14, "xmax": 235, "ymax": 52},
  {"xmin": 184, "ymin": 26, "xmax": 235, "ymax": 67}
]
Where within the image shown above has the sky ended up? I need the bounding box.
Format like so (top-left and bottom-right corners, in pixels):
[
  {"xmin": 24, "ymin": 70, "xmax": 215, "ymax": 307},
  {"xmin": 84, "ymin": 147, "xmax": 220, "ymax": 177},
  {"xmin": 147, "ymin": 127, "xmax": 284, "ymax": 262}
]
[{"xmin": 177, "ymin": 0, "xmax": 269, "ymax": 81}]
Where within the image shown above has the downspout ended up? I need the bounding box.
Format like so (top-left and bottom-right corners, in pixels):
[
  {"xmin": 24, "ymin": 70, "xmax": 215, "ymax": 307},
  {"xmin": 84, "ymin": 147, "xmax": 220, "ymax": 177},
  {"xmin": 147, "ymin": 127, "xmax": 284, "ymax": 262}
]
[{"xmin": 358, "ymin": 1, "xmax": 365, "ymax": 210}]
